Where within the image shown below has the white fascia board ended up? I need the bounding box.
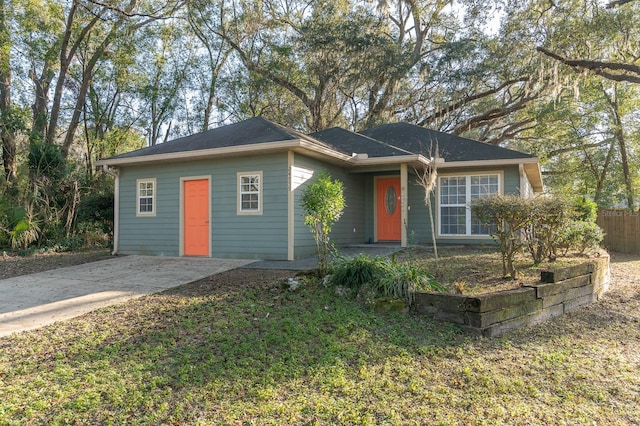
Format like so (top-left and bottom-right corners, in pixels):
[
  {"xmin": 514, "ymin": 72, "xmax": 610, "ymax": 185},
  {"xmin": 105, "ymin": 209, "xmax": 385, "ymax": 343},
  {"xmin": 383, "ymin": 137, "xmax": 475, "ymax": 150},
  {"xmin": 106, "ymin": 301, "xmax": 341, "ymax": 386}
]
[
  {"xmin": 438, "ymin": 157, "xmax": 539, "ymax": 168},
  {"xmin": 440, "ymin": 157, "xmax": 543, "ymax": 193},
  {"xmin": 349, "ymin": 154, "xmax": 431, "ymax": 167}
]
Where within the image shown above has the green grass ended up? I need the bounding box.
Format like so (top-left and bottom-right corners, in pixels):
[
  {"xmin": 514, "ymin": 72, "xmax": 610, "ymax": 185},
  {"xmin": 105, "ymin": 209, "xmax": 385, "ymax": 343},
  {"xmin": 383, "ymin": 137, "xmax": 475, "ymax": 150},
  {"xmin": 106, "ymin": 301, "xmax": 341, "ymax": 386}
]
[{"xmin": 1, "ymin": 259, "xmax": 639, "ymax": 425}]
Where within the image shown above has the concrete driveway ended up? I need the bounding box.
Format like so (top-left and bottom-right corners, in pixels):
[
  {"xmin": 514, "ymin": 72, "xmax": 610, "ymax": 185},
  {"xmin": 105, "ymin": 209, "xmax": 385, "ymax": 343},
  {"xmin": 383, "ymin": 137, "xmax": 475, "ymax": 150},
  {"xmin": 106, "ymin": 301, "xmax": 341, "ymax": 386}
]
[{"xmin": 0, "ymin": 256, "xmax": 254, "ymax": 338}]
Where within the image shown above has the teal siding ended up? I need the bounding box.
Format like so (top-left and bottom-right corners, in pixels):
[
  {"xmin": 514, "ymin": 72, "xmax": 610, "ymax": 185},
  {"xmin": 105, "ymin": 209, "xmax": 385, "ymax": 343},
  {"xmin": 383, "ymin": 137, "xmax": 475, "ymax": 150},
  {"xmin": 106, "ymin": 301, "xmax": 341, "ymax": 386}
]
[
  {"xmin": 118, "ymin": 154, "xmax": 289, "ymax": 259},
  {"xmin": 117, "ymin": 153, "xmax": 524, "ymax": 259},
  {"xmin": 502, "ymin": 165, "xmax": 521, "ymax": 195},
  {"xmin": 357, "ymin": 166, "xmax": 521, "ymax": 247},
  {"xmin": 407, "ymin": 175, "xmax": 432, "ymax": 245},
  {"xmin": 119, "ymin": 167, "xmax": 180, "ymax": 256},
  {"xmin": 364, "ymin": 178, "xmax": 375, "ymax": 243},
  {"xmin": 292, "ymin": 154, "xmax": 366, "ymax": 258}
]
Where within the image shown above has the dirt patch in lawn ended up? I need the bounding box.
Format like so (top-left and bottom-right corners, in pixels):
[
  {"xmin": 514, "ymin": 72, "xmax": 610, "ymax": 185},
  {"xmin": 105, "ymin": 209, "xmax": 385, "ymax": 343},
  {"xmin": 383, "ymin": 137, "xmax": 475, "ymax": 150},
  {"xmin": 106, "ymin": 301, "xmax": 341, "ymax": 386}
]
[
  {"xmin": 0, "ymin": 248, "xmax": 112, "ymax": 280},
  {"xmin": 395, "ymin": 245, "xmax": 607, "ymax": 295}
]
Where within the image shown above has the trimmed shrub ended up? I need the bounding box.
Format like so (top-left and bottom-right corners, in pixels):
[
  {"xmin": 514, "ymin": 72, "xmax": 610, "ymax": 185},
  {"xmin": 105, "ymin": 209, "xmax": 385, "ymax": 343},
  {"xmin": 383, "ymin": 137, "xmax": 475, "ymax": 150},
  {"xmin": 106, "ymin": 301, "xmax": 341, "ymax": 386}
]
[
  {"xmin": 559, "ymin": 220, "xmax": 604, "ymax": 254},
  {"xmin": 471, "ymin": 195, "xmax": 531, "ymax": 278},
  {"xmin": 301, "ymin": 171, "xmax": 346, "ymax": 275},
  {"xmin": 473, "ymin": 194, "xmax": 605, "ymax": 275},
  {"xmin": 523, "ymin": 197, "xmax": 571, "ymax": 263}
]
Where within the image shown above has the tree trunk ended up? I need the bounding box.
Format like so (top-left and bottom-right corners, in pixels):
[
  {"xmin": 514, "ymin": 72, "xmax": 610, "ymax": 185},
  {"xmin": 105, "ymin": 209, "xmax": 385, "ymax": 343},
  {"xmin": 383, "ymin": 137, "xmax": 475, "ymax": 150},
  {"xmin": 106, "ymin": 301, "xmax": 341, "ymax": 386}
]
[
  {"xmin": 593, "ymin": 141, "xmax": 615, "ymax": 205},
  {"xmin": 0, "ymin": 0, "xmax": 16, "ymax": 182},
  {"xmin": 605, "ymin": 85, "xmax": 635, "ymax": 209},
  {"xmin": 29, "ymin": 63, "xmax": 54, "ymax": 141},
  {"xmin": 47, "ymin": 0, "xmax": 105, "ymax": 146},
  {"xmin": 61, "ymin": 0, "xmax": 145, "ymax": 157}
]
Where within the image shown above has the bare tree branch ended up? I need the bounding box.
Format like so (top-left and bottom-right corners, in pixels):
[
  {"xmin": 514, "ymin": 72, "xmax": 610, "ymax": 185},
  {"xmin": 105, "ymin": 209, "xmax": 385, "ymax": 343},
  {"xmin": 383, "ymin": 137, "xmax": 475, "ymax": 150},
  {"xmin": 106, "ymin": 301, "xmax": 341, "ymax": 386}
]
[
  {"xmin": 417, "ymin": 78, "xmax": 529, "ymax": 126},
  {"xmin": 537, "ymin": 46, "xmax": 640, "ymax": 84},
  {"xmin": 606, "ymin": 0, "xmax": 636, "ymax": 9},
  {"xmin": 546, "ymin": 141, "xmax": 609, "ymax": 158},
  {"xmin": 84, "ymin": 0, "xmax": 185, "ymax": 19}
]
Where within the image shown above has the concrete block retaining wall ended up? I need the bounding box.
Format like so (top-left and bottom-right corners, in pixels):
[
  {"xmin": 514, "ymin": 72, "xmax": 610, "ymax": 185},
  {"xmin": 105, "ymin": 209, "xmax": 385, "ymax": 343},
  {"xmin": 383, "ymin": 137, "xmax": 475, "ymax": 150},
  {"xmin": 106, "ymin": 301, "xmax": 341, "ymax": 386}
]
[{"xmin": 414, "ymin": 254, "xmax": 610, "ymax": 337}]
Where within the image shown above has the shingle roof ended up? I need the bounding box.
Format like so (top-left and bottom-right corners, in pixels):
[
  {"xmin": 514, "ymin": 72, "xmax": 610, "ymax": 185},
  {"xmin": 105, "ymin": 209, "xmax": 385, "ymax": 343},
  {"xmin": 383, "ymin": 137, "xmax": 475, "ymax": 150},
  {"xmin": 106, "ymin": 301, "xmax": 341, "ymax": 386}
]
[
  {"xmin": 359, "ymin": 123, "xmax": 534, "ymax": 162},
  {"xmin": 102, "ymin": 117, "xmax": 535, "ymax": 165},
  {"xmin": 309, "ymin": 127, "xmax": 414, "ymax": 158},
  {"xmin": 108, "ymin": 116, "xmax": 309, "ymax": 160}
]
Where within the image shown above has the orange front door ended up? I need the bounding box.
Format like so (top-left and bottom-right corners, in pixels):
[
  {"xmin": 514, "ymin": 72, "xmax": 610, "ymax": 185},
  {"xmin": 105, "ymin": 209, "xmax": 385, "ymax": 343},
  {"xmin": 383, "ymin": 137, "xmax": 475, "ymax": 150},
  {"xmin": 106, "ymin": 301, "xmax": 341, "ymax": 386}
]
[
  {"xmin": 184, "ymin": 179, "xmax": 210, "ymax": 256},
  {"xmin": 377, "ymin": 177, "xmax": 401, "ymax": 241}
]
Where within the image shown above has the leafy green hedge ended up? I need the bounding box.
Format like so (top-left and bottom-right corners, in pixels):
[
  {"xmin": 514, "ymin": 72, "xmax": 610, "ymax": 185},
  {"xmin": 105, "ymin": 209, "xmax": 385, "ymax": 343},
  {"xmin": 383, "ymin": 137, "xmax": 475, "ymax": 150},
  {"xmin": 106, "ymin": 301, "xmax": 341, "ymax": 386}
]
[{"xmin": 471, "ymin": 195, "xmax": 604, "ymax": 278}]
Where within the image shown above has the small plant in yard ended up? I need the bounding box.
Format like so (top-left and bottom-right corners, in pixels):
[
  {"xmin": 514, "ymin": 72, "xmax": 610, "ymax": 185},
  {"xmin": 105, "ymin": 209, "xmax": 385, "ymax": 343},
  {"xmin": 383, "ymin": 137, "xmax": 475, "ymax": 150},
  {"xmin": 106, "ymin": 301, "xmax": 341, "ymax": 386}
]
[
  {"xmin": 379, "ymin": 260, "xmax": 444, "ymax": 305},
  {"xmin": 558, "ymin": 220, "xmax": 604, "ymax": 255},
  {"xmin": 328, "ymin": 253, "xmax": 389, "ymax": 293},
  {"xmin": 414, "ymin": 143, "xmax": 441, "ymax": 270},
  {"xmin": 301, "ymin": 171, "xmax": 345, "ymax": 276},
  {"xmin": 452, "ymin": 281, "xmax": 467, "ymax": 294},
  {"xmin": 328, "ymin": 254, "xmax": 443, "ymax": 306}
]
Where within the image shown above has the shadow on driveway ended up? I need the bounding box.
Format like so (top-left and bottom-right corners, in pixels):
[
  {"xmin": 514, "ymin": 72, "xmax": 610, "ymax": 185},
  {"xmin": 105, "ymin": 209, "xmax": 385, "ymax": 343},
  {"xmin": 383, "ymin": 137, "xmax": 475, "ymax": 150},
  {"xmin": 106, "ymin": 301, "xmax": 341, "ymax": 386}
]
[{"xmin": 0, "ymin": 256, "xmax": 254, "ymax": 338}]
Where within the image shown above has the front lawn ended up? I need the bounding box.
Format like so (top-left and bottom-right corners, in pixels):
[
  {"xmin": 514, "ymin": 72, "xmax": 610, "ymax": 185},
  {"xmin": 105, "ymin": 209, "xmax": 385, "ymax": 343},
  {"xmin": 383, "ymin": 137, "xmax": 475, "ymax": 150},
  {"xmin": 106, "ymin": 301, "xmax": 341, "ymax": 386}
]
[
  {"xmin": 0, "ymin": 253, "xmax": 638, "ymax": 425},
  {"xmin": 398, "ymin": 245, "xmax": 607, "ymax": 295}
]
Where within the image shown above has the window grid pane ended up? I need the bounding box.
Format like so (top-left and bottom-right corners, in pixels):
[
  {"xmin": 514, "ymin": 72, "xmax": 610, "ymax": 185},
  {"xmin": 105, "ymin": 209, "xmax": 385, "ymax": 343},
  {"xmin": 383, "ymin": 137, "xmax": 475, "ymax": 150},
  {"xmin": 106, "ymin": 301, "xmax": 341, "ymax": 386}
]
[
  {"xmin": 440, "ymin": 176, "xmax": 466, "ymax": 205},
  {"xmin": 440, "ymin": 174, "xmax": 499, "ymax": 236},
  {"xmin": 441, "ymin": 207, "xmax": 466, "ymax": 235},
  {"xmin": 138, "ymin": 180, "xmax": 154, "ymax": 215},
  {"xmin": 239, "ymin": 174, "xmax": 261, "ymax": 212}
]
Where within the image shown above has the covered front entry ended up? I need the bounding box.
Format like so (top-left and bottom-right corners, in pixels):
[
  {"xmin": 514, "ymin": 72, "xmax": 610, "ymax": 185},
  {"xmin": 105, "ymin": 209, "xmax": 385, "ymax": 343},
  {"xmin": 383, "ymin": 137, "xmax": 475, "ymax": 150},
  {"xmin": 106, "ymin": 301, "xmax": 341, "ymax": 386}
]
[
  {"xmin": 183, "ymin": 178, "xmax": 210, "ymax": 256},
  {"xmin": 376, "ymin": 177, "xmax": 402, "ymax": 241}
]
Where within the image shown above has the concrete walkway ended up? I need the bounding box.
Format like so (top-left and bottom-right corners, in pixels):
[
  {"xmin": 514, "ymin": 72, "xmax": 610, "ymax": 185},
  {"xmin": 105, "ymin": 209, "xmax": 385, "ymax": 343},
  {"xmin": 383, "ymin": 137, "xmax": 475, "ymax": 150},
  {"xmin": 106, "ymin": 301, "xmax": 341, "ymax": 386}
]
[
  {"xmin": 0, "ymin": 245, "xmax": 402, "ymax": 338},
  {"xmin": 0, "ymin": 256, "xmax": 254, "ymax": 338},
  {"xmin": 244, "ymin": 245, "xmax": 402, "ymax": 270}
]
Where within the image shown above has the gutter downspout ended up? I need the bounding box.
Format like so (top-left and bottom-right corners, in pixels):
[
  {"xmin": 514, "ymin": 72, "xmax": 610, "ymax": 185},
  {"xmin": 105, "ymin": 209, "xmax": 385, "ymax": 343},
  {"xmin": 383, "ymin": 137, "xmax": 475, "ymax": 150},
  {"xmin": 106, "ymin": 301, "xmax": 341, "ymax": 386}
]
[
  {"xmin": 102, "ymin": 165, "xmax": 120, "ymax": 255},
  {"xmin": 519, "ymin": 164, "xmax": 528, "ymax": 198}
]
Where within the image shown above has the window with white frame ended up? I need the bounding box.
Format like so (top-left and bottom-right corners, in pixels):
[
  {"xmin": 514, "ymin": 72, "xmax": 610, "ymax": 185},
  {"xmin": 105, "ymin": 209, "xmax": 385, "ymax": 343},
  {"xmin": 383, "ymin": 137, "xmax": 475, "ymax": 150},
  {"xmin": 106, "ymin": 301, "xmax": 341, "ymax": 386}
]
[
  {"xmin": 238, "ymin": 172, "xmax": 262, "ymax": 214},
  {"xmin": 439, "ymin": 174, "xmax": 500, "ymax": 236},
  {"xmin": 136, "ymin": 178, "xmax": 156, "ymax": 216}
]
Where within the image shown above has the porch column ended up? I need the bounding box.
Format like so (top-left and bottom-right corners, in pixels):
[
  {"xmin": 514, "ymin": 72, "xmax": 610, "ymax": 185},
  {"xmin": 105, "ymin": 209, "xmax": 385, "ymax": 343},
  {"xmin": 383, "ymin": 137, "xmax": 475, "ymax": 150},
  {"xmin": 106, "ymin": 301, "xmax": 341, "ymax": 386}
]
[{"xmin": 400, "ymin": 163, "xmax": 408, "ymax": 248}]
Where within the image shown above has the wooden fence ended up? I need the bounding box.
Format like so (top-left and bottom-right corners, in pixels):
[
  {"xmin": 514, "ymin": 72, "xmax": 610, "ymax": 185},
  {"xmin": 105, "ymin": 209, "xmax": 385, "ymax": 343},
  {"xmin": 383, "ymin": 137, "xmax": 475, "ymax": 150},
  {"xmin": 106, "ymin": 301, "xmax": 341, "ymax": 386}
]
[{"xmin": 596, "ymin": 210, "xmax": 640, "ymax": 255}]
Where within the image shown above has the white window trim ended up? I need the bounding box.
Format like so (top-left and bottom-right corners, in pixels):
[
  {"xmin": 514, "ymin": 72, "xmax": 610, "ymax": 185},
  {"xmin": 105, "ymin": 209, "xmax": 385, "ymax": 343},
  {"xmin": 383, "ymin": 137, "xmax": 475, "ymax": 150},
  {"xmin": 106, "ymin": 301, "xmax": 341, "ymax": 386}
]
[
  {"xmin": 136, "ymin": 178, "xmax": 157, "ymax": 217},
  {"xmin": 237, "ymin": 171, "xmax": 263, "ymax": 215},
  {"xmin": 437, "ymin": 171, "xmax": 503, "ymax": 238}
]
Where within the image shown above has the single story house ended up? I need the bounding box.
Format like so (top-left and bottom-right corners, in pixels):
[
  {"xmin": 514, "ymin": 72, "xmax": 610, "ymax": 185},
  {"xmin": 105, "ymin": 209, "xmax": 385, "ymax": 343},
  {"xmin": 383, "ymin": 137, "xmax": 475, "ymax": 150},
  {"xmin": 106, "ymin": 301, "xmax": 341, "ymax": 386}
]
[{"xmin": 96, "ymin": 117, "xmax": 543, "ymax": 260}]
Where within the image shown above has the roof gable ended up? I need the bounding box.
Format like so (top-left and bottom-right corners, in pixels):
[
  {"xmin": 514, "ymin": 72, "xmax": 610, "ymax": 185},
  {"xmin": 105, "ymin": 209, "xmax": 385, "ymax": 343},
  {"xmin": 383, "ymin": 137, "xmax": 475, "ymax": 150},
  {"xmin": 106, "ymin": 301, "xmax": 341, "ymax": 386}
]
[
  {"xmin": 359, "ymin": 123, "xmax": 534, "ymax": 162},
  {"xmin": 108, "ymin": 117, "xmax": 304, "ymax": 160}
]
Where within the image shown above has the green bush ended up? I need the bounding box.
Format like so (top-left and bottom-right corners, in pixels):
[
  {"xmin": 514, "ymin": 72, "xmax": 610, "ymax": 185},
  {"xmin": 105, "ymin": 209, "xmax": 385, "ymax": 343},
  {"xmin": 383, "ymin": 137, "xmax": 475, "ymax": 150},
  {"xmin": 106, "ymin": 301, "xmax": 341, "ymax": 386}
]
[
  {"xmin": 472, "ymin": 195, "xmax": 604, "ymax": 275},
  {"xmin": 470, "ymin": 195, "xmax": 531, "ymax": 278},
  {"xmin": 523, "ymin": 197, "xmax": 571, "ymax": 263},
  {"xmin": 573, "ymin": 197, "xmax": 598, "ymax": 223},
  {"xmin": 11, "ymin": 217, "xmax": 40, "ymax": 250},
  {"xmin": 301, "ymin": 171, "xmax": 346, "ymax": 275},
  {"xmin": 328, "ymin": 254, "xmax": 443, "ymax": 306},
  {"xmin": 77, "ymin": 192, "xmax": 114, "ymax": 235},
  {"xmin": 379, "ymin": 261, "xmax": 444, "ymax": 305},
  {"xmin": 329, "ymin": 254, "xmax": 389, "ymax": 293},
  {"xmin": 559, "ymin": 220, "xmax": 604, "ymax": 254}
]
